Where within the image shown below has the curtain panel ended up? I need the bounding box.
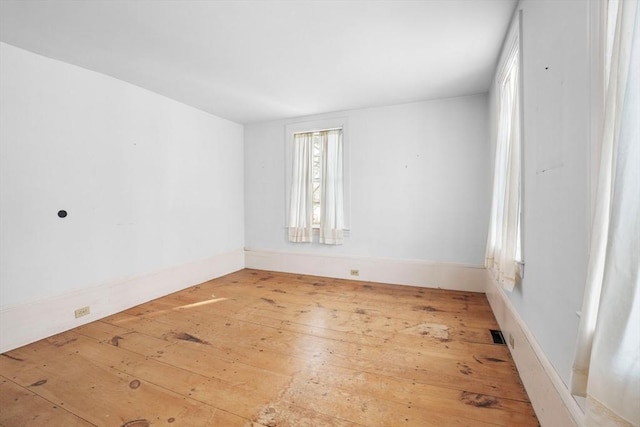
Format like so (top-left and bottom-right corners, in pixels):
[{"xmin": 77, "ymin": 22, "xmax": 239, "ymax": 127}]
[
  {"xmin": 319, "ymin": 129, "xmax": 345, "ymax": 245},
  {"xmin": 288, "ymin": 132, "xmax": 314, "ymax": 242},
  {"xmin": 571, "ymin": 1, "xmax": 639, "ymax": 425}
]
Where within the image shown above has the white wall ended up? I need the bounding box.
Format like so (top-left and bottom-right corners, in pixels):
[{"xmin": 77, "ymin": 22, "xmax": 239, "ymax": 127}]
[
  {"xmin": 245, "ymin": 95, "xmax": 490, "ymax": 272},
  {"xmin": 0, "ymin": 43, "xmax": 244, "ymax": 348},
  {"xmin": 489, "ymin": 0, "xmax": 590, "ymax": 390}
]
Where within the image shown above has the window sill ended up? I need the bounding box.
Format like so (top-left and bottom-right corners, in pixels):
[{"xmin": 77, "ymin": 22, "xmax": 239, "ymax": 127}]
[{"xmin": 283, "ymin": 227, "xmax": 350, "ymax": 238}]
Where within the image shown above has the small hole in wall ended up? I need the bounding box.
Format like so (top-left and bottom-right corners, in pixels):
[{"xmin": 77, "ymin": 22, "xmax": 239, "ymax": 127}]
[{"xmin": 57, "ymin": 210, "xmax": 67, "ymax": 218}]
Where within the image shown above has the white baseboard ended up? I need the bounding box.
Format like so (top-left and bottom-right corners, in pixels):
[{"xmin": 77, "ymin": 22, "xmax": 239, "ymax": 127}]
[
  {"xmin": 484, "ymin": 270, "xmax": 585, "ymax": 427},
  {"xmin": 0, "ymin": 249, "xmax": 244, "ymax": 353},
  {"xmin": 244, "ymin": 248, "xmax": 486, "ymax": 293}
]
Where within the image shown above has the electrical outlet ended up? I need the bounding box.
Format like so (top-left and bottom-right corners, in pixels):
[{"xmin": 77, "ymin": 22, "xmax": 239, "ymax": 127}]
[
  {"xmin": 75, "ymin": 306, "xmax": 90, "ymax": 319},
  {"xmin": 350, "ymin": 269, "xmax": 359, "ymax": 276},
  {"xmin": 509, "ymin": 333, "xmax": 515, "ymax": 349}
]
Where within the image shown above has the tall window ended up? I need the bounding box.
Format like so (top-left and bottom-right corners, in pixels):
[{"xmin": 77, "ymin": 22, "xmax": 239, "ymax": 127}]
[
  {"xmin": 311, "ymin": 133, "xmax": 322, "ymax": 226},
  {"xmin": 486, "ymin": 11, "xmax": 523, "ymax": 292},
  {"xmin": 288, "ymin": 128, "xmax": 345, "ymax": 245}
]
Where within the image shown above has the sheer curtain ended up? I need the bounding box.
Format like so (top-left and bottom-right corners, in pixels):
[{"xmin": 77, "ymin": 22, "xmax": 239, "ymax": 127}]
[
  {"xmin": 486, "ymin": 15, "xmax": 523, "ymax": 292},
  {"xmin": 288, "ymin": 129, "xmax": 344, "ymax": 244},
  {"xmin": 319, "ymin": 129, "xmax": 344, "ymax": 245},
  {"xmin": 288, "ymin": 132, "xmax": 313, "ymax": 242},
  {"xmin": 570, "ymin": 1, "xmax": 639, "ymax": 425}
]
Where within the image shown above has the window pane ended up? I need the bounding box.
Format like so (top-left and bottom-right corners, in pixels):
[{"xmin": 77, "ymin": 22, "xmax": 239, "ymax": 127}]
[
  {"xmin": 312, "ymin": 134, "xmax": 322, "ymax": 226},
  {"xmin": 312, "ymin": 182, "xmax": 321, "ymax": 203},
  {"xmin": 312, "ymin": 204, "xmax": 321, "ymax": 225}
]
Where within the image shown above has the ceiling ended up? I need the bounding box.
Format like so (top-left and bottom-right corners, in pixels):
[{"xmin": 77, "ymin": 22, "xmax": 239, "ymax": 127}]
[{"xmin": 0, "ymin": 0, "xmax": 516, "ymax": 124}]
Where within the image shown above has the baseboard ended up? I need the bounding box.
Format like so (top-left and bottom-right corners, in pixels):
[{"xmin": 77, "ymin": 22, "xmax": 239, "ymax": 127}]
[
  {"xmin": 0, "ymin": 249, "xmax": 244, "ymax": 353},
  {"xmin": 244, "ymin": 248, "xmax": 486, "ymax": 292},
  {"xmin": 484, "ymin": 270, "xmax": 585, "ymax": 427}
]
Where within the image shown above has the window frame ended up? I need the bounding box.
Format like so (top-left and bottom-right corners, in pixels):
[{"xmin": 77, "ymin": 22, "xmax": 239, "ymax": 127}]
[
  {"xmin": 485, "ymin": 8, "xmax": 525, "ymax": 288},
  {"xmin": 284, "ymin": 117, "xmax": 350, "ymax": 233},
  {"xmin": 496, "ymin": 9, "xmax": 525, "ymax": 272}
]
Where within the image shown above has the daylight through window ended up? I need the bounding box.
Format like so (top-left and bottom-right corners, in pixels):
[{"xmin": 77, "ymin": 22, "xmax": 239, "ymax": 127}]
[{"xmin": 485, "ymin": 12, "xmax": 523, "ymax": 291}]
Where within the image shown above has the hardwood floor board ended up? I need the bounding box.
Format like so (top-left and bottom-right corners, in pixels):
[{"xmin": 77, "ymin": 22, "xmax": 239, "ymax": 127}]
[
  {"xmin": 293, "ymin": 363, "xmax": 537, "ymax": 426},
  {"xmin": 0, "ymin": 376, "xmax": 94, "ymax": 427},
  {"xmin": 163, "ymin": 278, "xmax": 490, "ymax": 330},
  {"xmin": 73, "ymin": 323, "xmax": 366, "ymax": 427},
  {"xmin": 187, "ymin": 293, "xmax": 496, "ymax": 347},
  {"xmin": 191, "ymin": 274, "xmax": 495, "ymax": 319},
  {"xmin": 105, "ymin": 300, "xmax": 528, "ymax": 401},
  {"xmin": 144, "ymin": 296, "xmax": 519, "ymax": 382},
  {"xmin": 142, "ymin": 293, "xmax": 516, "ymax": 374},
  {"xmin": 128, "ymin": 288, "xmax": 498, "ymax": 351},
  {"xmin": 0, "ymin": 339, "xmax": 254, "ymax": 426},
  {"xmin": 1, "ymin": 269, "xmax": 537, "ymax": 426},
  {"xmin": 3, "ymin": 334, "xmax": 264, "ymax": 419},
  {"xmin": 93, "ymin": 314, "xmax": 530, "ymax": 426},
  {"xmin": 86, "ymin": 318, "xmax": 305, "ymax": 377},
  {"xmin": 252, "ymin": 401, "xmax": 366, "ymax": 427},
  {"xmin": 75, "ymin": 324, "xmax": 294, "ymax": 396},
  {"xmin": 279, "ymin": 374, "xmax": 501, "ymax": 427},
  {"xmin": 210, "ymin": 270, "xmax": 493, "ymax": 310},
  {"xmin": 213, "ymin": 286, "xmax": 498, "ymax": 333},
  {"xmin": 166, "ymin": 283, "xmax": 496, "ymax": 340}
]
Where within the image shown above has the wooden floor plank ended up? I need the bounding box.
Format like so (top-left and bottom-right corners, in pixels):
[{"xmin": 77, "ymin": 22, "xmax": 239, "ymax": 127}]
[
  {"xmin": 0, "ymin": 338, "xmax": 254, "ymax": 427},
  {"xmin": 0, "ymin": 269, "xmax": 538, "ymax": 426},
  {"xmin": 0, "ymin": 376, "xmax": 95, "ymax": 427},
  {"xmin": 114, "ymin": 291, "xmax": 528, "ymax": 400},
  {"xmin": 139, "ymin": 288, "xmax": 497, "ymax": 346}
]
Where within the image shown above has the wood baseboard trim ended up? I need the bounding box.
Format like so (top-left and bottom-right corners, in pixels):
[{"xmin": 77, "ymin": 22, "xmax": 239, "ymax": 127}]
[
  {"xmin": 244, "ymin": 248, "xmax": 486, "ymax": 293},
  {"xmin": 484, "ymin": 270, "xmax": 585, "ymax": 427},
  {"xmin": 0, "ymin": 249, "xmax": 244, "ymax": 353}
]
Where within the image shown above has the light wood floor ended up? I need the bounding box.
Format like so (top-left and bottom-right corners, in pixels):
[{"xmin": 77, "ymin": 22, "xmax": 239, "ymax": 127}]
[{"xmin": 0, "ymin": 269, "xmax": 538, "ymax": 426}]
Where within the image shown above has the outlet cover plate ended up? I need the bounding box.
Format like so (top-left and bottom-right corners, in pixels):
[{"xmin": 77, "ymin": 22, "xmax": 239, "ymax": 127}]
[{"xmin": 75, "ymin": 306, "xmax": 90, "ymax": 319}]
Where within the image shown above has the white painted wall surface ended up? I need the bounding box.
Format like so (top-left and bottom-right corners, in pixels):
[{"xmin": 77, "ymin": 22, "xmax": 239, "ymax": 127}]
[
  {"xmin": 489, "ymin": 0, "xmax": 590, "ymax": 389},
  {"xmin": 0, "ymin": 43, "xmax": 244, "ymax": 310},
  {"xmin": 245, "ymin": 95, "xmax": 490, "ymax": 267}
]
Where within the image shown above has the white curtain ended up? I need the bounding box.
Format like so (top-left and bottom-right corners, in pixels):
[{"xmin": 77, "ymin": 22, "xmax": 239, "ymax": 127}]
[
  {"xmin": 571, "ymin": 1, "xmax": 639, "ymax": 426},
  {"xmin": 288, "ymin": 132, "xmax": 313, "ymax": 242},
  {"xmin": 319, "ymin": 129, "xmax": 344, "ymax": 245},
  {"xmin": 486, "ymin": 27, "xmax": 522, "ymax": 292},
  {"xmin": 288, "ymin": 129, "xmax": 344, "ymax": 244}
]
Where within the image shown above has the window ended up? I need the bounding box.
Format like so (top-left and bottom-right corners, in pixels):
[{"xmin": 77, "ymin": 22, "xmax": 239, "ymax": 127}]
[
  {"xmin": 311, "ymin": 132, "xmax": 322, "ymax": 226},
  {"xmin": 485, "ymin": 10, "xmax": 523, "ymax": 291},
  {"xmin": 285, "ymin": 119, "xmax": 348, "ymax": 245}
]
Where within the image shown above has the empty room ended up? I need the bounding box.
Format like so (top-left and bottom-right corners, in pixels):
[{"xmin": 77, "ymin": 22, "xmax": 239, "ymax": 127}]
[{"xmin": 0, "ymin": 0, "xmax": 638, "ymax": 426}]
